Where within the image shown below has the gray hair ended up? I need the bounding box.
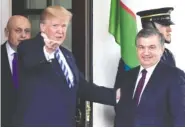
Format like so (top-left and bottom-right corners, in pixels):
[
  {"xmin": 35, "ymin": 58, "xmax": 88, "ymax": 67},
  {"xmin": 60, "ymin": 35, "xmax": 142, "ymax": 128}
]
[{"xmin": 135, "ymin": 28, "xmax": 165, "ymax": 46}]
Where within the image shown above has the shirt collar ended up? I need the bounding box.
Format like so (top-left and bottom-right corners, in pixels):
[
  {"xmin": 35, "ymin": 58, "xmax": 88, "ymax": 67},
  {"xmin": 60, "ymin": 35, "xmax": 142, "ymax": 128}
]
[
  {"xmin": 139, "ymin": 61, "xmax": 159, "ymax": 74},
  {"xmin": 6, "ymin": 41, "xmax": 16, "ymax": 56}
]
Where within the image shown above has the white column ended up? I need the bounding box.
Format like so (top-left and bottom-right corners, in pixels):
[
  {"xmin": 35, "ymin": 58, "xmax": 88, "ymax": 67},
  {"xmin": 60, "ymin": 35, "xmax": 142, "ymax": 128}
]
[
  {"xmin": 0, "ymin": 0, "xmax": 12, "ymax": 44},
  {"xmin": 93, "ymin": 0, "xmax": 120, "ymax": 126}
]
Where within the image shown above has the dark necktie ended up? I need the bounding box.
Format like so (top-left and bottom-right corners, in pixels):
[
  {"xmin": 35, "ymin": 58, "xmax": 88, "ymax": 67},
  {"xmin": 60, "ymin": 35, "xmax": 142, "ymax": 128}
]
[
  {"xmin": 12, "ymin": 53, "xmax": 18, "ymax": 88},
  {"xmin": 134, "ymin": 69, "xmax": 147, "ymax": 105},
  {"xmin": 54, "ymin": 49, "xmax": 74, "ymax": 88}
]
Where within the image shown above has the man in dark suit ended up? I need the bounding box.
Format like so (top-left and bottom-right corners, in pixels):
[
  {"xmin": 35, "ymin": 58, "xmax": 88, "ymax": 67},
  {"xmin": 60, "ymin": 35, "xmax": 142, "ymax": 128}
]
[
  {"xmin": 115, "ymin": 7, "xmax": 176, "ymax": 89},
  {"xmin": 114, "ymin": 28, "xmax": 185, "ymax": 126},
  {"xmin": 1, "ymin": 15, "xmax": 31, "ymax": 126},
  {"xmin": 13, "ymin": 5, "xmax": 117, "ymax": 127}
]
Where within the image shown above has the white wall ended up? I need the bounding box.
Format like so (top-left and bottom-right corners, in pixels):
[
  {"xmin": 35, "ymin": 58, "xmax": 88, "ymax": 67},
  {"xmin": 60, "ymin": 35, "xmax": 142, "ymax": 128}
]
[
  {"xmin": 93, "ymin": 0, "xmax": 120, "ymax": 126},
  {"xmin": 0, "ymin": 0, "xmax": 12, "ymax": 43},
  {"xmin": 93, "ymin": 0, "xmax": 185, "ymax": 126}
]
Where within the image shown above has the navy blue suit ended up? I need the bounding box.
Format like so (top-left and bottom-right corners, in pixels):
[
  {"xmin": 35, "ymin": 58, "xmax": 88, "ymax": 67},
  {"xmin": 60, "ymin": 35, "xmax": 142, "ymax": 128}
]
[
  {"xmin": 114, "ymin": 62, "xmax": 185, "ymax": 126},
  {"xmin": 115, "ymin": 48, "xmax": 176, "ymax": 89},
  {"xmin": 13, "ymin": 33, "xmax": 116, "ymax": 126}
]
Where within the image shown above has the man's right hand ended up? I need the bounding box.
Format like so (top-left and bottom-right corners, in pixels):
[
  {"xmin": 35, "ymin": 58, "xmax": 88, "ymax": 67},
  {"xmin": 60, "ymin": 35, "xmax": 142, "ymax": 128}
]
[{"xmin": 41, "ymin": 33, "xmax": 60, "ymax": 54}]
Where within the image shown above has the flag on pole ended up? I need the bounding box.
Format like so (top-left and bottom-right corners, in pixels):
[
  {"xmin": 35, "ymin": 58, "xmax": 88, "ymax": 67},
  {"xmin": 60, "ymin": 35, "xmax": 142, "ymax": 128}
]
[{"xmin": 109, "ymin": 0, "xmax": 139, "ymax": 70}]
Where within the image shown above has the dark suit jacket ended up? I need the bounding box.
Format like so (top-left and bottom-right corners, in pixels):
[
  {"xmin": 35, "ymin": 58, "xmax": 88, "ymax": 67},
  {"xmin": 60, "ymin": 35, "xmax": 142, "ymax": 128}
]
[
  {"xmin": 114, "ymin": 58, "xmax": 126, "ymax": 89},
  {"xmin": 115, "ymin": 48, "xmax": 176, "ymax": 89},
  {"xmin": 114, "ymin": 62, "xmax": 185, "ymax": 127},
  {"xmin": 13, "ymin": 33, "xmax": 116, "ymax": 127},
  {"xmin": 1, "ymin": 42, "xmax": 18, "ymax": 126}
]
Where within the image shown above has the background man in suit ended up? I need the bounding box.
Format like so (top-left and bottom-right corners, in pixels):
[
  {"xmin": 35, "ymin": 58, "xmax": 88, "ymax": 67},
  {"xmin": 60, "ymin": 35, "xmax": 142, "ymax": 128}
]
[
  {"xmin": 1, "ymin": 15, "xmax": 31, "ymax": 126},
  {"xmin": 114, "ymin": 28, "xmax": 185, "ymax": 126},
  {"xmin": 1, "ymin": 15, "xmax": 31, "ymax": 127},
  {"xmin": 115, "ymin": 7, "xmax": 176, "ymax": 89},
  {"xmin": 13, "ymin": 5, "xmax": 117, "ymax": 127}
]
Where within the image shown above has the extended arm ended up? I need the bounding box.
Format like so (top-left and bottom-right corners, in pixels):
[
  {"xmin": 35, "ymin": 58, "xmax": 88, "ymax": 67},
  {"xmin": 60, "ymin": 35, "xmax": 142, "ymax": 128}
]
[{"xmin": 78, "ymin": 74, "xmax": 116, "ymax": 106}]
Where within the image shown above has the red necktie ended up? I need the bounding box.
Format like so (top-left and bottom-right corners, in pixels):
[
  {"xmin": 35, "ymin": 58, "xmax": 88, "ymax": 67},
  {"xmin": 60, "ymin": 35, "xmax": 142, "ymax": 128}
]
[{"xmin": 134, "ymin": 69, "xmax": 147, "ymax": 105}]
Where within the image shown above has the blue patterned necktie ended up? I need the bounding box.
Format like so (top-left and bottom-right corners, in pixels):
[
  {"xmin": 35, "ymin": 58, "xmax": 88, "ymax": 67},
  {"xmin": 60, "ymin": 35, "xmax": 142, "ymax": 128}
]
[
  {"xmin": 12, "ymin": 53, "xmax": 18, "ymax": 88},
  {"xmin": 55, "ymin": 49, "xmax": 74, "ymax": 88},
  {"xmin": 134, "ymin": 69, "xmax": 147, "ymax": 105}
]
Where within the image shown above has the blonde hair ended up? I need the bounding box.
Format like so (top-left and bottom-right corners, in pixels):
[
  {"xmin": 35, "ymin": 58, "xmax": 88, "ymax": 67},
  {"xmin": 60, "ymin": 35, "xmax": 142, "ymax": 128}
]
[{"xmin": 40, "ymin": 5, "xmax": 72, "ymax": 24}]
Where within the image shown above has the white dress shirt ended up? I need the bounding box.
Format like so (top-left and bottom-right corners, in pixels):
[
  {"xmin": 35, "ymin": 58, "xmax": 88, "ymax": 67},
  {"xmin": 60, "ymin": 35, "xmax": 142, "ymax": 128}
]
[
  {"xmin": 43, "ymin": 47, "xmax": 74, "ymax": 83},
  {"xmin": 133, "ymin": 62, "xmax": 159, "ymax": 104},
  {"xmin": 6, "ymin": 42, "xmax": 16, "ymax": 74}
]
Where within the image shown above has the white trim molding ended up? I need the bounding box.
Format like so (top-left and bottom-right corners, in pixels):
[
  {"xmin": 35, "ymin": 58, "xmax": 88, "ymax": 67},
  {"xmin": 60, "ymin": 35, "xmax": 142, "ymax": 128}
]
[{"xmin": 0, "ymin": 0, "xmax": 12, "ymax": 43}]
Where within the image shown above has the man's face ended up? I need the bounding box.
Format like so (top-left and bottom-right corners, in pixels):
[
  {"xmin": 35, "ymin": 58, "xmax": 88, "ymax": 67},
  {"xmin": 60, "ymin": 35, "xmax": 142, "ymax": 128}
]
[
  {"xmin": 6, "ymin": 17, "xmax": 31, "ymax": 48},
  {"xmin": 155, "ymin": 22, "xmax": 172, "ymax": 43},
  {"xmin": 136, "ymin": 35, "xmax": 164, "ymax": 69},
  {"xmin": 40, "ymin": 17, "xmax": 70, "ymax": 46}
]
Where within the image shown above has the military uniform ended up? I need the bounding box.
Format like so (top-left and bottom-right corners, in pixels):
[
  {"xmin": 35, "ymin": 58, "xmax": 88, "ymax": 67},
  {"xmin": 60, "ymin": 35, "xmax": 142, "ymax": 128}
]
[
  {"xmin": 137, "ymin": 7, "xmax": 176, "ymax": 67},
  {"xmin": 162, "ymin": 48, "xmax": 176, "ymax": 67}
]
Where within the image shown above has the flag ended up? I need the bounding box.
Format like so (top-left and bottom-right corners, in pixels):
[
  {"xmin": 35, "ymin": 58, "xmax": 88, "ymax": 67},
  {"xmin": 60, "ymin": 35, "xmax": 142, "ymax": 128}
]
[{"xmin": 109, "ymin": 0, "xmax": 139, "ymax": 70}]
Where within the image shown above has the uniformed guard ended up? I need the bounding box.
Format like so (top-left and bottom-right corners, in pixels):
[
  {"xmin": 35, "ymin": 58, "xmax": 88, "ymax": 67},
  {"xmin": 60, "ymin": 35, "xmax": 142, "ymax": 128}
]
[{"xmin": 137, "ymin": 7, "xmax": 176, "ymax": 67}]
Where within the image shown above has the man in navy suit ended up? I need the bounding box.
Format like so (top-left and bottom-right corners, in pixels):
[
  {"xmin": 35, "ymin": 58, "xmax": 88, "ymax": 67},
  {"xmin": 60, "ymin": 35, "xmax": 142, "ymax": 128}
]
[
  {"xmin": 1, "ymin": 15, "xmax": 31, "ymax": 126},
  {"xmin": 13, "ymin": 5, "xmax": 117, "ymax": 127},
  {"xmin": 114, "ymin": 28, "xmax": 185, "ymax": 126},
  {"xmin": 115, "ymin": 7, "xmax": 176, "ymax": 90}
]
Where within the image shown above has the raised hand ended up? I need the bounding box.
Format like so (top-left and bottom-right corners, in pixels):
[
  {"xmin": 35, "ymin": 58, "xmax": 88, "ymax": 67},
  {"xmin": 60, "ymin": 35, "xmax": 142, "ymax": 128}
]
[{"xmin": 41, "ymin": 33, "xmax": 61, "ymax": 53}]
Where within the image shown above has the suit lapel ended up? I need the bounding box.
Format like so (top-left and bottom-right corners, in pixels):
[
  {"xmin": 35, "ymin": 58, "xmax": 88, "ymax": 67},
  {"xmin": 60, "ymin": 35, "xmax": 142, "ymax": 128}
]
[
  {"xmin": 145, "ymin": 62, "xmax": 164, "ymax": 90},
  {"xmin": 51, "ymin": 58, "xmax": 66, "ymax": 78},
  {"xmin": 139, "ymin": 62, "xmax": 165, "ymax": 104},
  {"xmin": 1, "ymin": 42, "xmax": 14, "ymax": 88},
  {"xmin": 1, "ymin": 42, "xmax": 13, "ymax": 79},
  {"xmin": 2, "ymin": 42, "xmax": 11, "ymax": 68},
  {"xmin": 123, "ymin": 66, "xmax": 140, "ymax": 99},
  {"xmin": 130, "ymin": 67, "xmax": 140, "ymax": 94}
]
